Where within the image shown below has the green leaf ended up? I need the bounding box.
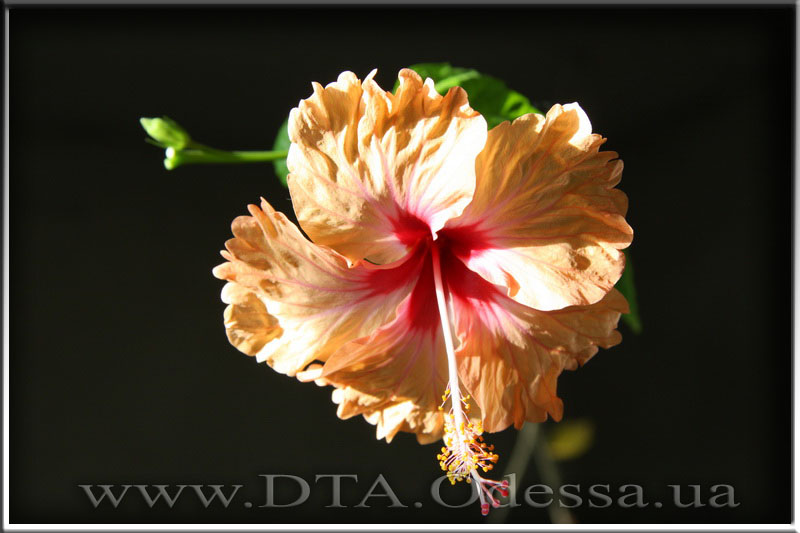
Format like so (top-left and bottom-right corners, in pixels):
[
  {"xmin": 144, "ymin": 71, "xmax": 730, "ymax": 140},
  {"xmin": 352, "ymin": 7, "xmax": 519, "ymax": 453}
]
[
  {"xmin": 615, "ymin": 250, "xmax": 643, "ymax": 333},
  {"xmin": 272, "ymin": 118, "xmax": 290, "ymax": 187},
  {"xmin": 402, "ymin": 62, "xmax": 541, "ymax": 128},
  {"xmin": 397, "ymin": 63, "xmax": 481, "ymax": 93}
]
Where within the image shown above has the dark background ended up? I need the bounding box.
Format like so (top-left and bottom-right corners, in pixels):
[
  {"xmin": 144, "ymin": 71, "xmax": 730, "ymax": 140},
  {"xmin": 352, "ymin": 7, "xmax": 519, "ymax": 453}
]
[{"xmin": 9, "ymin": 5, "xmax": 793, "ymax": 525}]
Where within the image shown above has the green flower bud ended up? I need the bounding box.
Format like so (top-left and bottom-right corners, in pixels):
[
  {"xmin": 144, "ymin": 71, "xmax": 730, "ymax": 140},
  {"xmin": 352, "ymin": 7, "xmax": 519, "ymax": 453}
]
[
  {"xmin": 163, "ymin": 147, "xmax": 180, "ymax": 170},
  {"xmin": 140, "ymin": 116, "xmax": 191, "ymax": 150}
]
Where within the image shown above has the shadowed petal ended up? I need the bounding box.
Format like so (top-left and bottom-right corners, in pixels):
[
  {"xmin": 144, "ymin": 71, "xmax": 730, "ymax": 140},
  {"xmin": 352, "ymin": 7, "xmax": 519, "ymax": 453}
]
[
  {"xmin": 444, "ymin": 103, "xmax": 633, "ymax": 311},
  {"xmin": 287, "ymin": 69, "xmax": 487, "ymax": 264},
  {"xmin": 213, "ymin": 199, "xmax": 424, "ymax": 376}
]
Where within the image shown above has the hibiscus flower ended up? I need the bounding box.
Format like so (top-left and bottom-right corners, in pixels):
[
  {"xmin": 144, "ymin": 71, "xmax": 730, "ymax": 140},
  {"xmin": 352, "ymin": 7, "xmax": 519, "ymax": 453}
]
[{"xmin": 213, "ymin": 68, "xmax": 633, "ymax": 514}]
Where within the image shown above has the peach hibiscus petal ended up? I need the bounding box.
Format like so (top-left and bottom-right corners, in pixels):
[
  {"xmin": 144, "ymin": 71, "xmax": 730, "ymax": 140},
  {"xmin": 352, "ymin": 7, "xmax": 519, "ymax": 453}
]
[
  {"xmin": 321, "ymin": 326, "xmax": 449, "ymax": 444},
  {"xmin": 220, "ymin": 283, "xmax": 282, "ymax": 355},
  {"xmin": 287, "ymin": 69, "xmax": 487, "ymax": 264},
  {"xmin": 444, "ymin": 103, "xmax": 633, "ymax": 311},
  {"xmin": 301, "ymin": 252, "xmax": 450, "ymax": 443},
  {"xmin": 212, "ymin": 198, "xmax": 424, "ymax": 376},
  {"xmin": 459, "ymin": 291, "xmax": 628, "ymax": 432},
  {"xmin": 442, "ymin": 252, "xmax": 627, "ymax": 432},
  {"xmin": 458, "ymin": 290, "xmax": 627, "ymax": 431}
]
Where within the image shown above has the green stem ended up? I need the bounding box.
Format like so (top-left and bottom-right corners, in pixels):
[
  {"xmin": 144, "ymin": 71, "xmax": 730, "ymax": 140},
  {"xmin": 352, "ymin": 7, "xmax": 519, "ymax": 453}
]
[
  {"xmin": 533, "ymin": 432, "xmax": 575, "ymax": 524},
  {"xmin": 488, "ymin": 423, "xmax": 574, "ymax": 524},
  {"xmin": 164, "ymin": 146, "xmax": 288, "ymax": 170}
]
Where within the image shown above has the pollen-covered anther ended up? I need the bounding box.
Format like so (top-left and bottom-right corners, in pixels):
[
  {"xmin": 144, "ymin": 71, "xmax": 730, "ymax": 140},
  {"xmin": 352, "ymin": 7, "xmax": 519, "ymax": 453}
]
[{"xmin": 437, "ymin": 407, "xmax": 508, "ymax": 514}]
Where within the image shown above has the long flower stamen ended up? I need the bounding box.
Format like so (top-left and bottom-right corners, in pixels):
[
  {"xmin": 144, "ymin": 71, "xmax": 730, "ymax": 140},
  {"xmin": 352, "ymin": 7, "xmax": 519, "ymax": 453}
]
[{"xmin": 431, "ymin": 244, "xmax": 509, "ymax": 516}]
